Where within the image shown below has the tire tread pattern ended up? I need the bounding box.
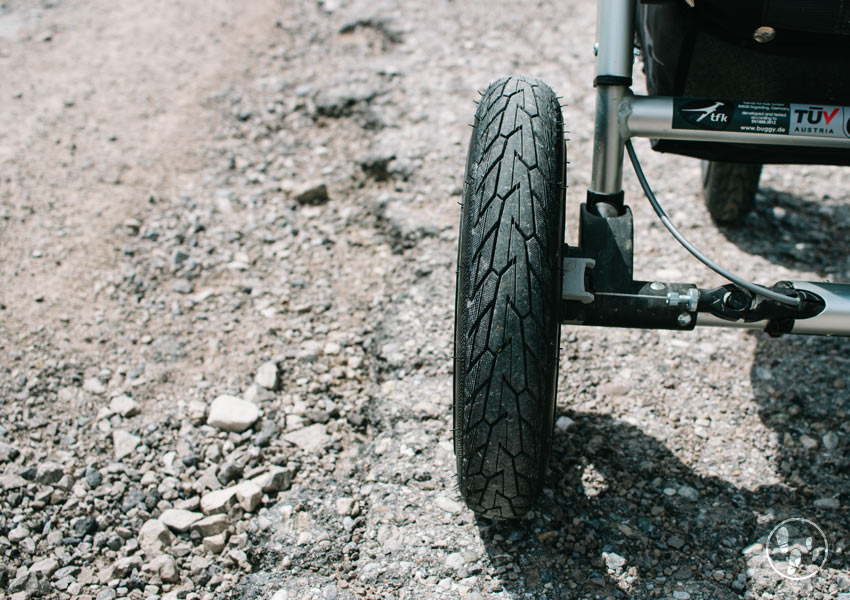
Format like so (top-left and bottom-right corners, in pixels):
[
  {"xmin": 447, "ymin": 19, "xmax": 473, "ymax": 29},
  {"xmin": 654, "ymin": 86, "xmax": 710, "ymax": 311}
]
[{"xmin": 454, "ymin": 76, "xmax": 564, "ymax": 519}]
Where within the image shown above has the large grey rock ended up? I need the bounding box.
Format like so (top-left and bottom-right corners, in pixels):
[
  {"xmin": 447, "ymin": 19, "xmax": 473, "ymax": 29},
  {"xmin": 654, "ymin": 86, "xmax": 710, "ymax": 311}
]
[
  {"xmin": 175, "ymin": 496, "xmax": 201, "ymax": 511},
  {"xmin": 83, "ymin": 377, "xmax": 106, "ymax": 395},
  {"xmin": 1, "ymin": 473, "xmax": 27, "ymax": 489},
  {"xmin": 203, "ymin": 532, "xmax": 228, "ymax": 554},
  {"xmin": 0, "ymin": 441, "xmax": 20, "ymax": 462},
  {"xmin": 138, "ymin": 519, "xmax": 173, "ymax": 557},
  {"xmin": 678, "ymin": 485, "xmax": 699, "ymax": 502},
  {"xmin": 112, "ymin": 555, "xmax": 142, "ymax": 578},
  {"xmin": 189, "ymin": 555, "xmax": 211, "ymax": 577},
  {"xmin": 207, "ymin": 395, "xmax": 259, "ymax": 432},
  {"xmin": 335, "ymin": 497, "xmax": 357, "ymax": 516},
  {"xmin": 36, "ymin": 462, "xmax": 64, "ymax": 485},
  {"xmin": 283, "ymin": 423, "xmax": 330, "ymax": 453},
  {"xmin": 200, "ymin": 486, "xmax": 238, "ymax": 515},
  {"xmin": 814, "ymin": 497, "xmax": 840, "ymax": 509},
  {"xmin": 235, "ymin": 480, "xmax": 262, "ymax": 512},
  {"xmin": 228, "ymin": 548, "xmax": 250, "ymax": 569},
  {"xmin": 255, "ymin": 361, "xmax": 279, "ymax": 390},
  {"xmin": 435, "ymin": 495, "xmax": 463, "ymax": 514},
  {"xmin": 96, "ymin": 588, "xmax": 117, "ymax": 600},
  {"xmin": 823, "ymin": 431, "xmax": 839, "ymax": 451},
  {"xmin": 192, "ymin": 514, "xmax": 229, "ymax": 537},
  {"xmin": 29, "ymin": 557, "xmax": 59, "ymax": 577},
  {"xmin": 113, "ymin": 430, "xmax": 140, "ymax": 460},
  {"xmin": 555, "ymin": 416, "xmax": 576, "ymax": 431},
  {"xmin": 252, "ymin": 466, "xmax": 292, "ymax": 493},
  {"xmin": 109, "ymin": 395, "xmax": 140, "ymax": 417},
  {"xmin": 603, "ymin": 551, "xmax": 626, "ymax": 573},
  {"xmin": 9, "ymin": 525, "xmax": 29, "ymax": 543},
  {"xmin": 145, "ymin": 554, "xmax": 179, "ymax": 583},
  {"xmin": 159, "ymin": 509, "xmax": 203, "ymax": 533},
  {"xmin": 244, "ymin": 384, "xmax": 275, "ymax": 404},
  {"xmin": 187, "ymin": 400, "xmax": 207, "ymax": 424},
  {"xmin": 216, "ymin": 460, "xmax": 243, "ymax": 484},
  {"xmin": 445, "ymin": 552, "xmax": 465, "ymax": 570}
]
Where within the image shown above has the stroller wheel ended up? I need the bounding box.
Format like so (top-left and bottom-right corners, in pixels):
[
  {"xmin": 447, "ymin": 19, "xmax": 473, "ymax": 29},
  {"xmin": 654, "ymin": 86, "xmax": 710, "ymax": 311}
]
[
  {"xmin": 701, "ymin": 160, "xmax": 762, "ymax": 226},
  {"xmin": 454, "ymin": 76, "xmax": 565, "ymax": 520}
]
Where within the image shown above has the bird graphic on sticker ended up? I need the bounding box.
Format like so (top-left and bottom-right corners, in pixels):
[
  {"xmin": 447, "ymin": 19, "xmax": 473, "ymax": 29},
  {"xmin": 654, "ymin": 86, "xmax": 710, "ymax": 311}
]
[{"xmin": 678, "ymin": 100, "xmax": 734, "ymax": 130}]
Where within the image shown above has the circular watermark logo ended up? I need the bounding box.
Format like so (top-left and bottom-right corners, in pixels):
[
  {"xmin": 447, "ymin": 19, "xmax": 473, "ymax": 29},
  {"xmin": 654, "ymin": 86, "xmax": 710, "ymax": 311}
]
[{"xmin": 765, "ymin": 518, "xmax": 828, "ymax": 580}]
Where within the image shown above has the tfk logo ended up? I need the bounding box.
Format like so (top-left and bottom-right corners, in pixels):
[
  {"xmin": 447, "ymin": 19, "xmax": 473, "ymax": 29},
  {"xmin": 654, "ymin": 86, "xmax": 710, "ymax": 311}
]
[
  {"xmin": 679, "ymin": 100, "xmax": 733, "ymax": 130},
  {"xmin": 790, "ymin": 104, "xmax": 845, "ymax": 137}
]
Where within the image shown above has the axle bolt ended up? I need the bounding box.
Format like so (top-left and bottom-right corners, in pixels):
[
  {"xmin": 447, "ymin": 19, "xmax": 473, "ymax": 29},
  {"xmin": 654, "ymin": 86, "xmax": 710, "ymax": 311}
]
[
  {"xmin": 723, "ymin": 290, "xmax": 750, "ymax": 311},
  {"xmin": 677, "ymin": 312, "xmax": 692, "ymax": 327}
]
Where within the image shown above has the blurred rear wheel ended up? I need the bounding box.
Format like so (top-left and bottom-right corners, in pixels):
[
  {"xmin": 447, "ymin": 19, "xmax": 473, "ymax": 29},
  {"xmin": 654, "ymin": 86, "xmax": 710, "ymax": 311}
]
[{"xmin": 702, "ymin": 160, "xmax": 762, "ymax": 226}]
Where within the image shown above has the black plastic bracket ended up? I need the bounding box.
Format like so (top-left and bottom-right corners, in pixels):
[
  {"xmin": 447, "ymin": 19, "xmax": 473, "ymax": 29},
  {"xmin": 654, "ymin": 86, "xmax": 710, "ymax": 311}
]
[
  {"xmin": 578, "ymin": 198, "xmax": 633, "ymax": 292},
  {"xmin": 586, "ymin": 190, "xmax": 625, "ymax": 217},
  {"xmin": 565, "ymin": 196, "xmax": 698, "ymax": 330},
  {"xmin": 563, "ymin": 191, "xmax": 827, "ymax": 334}
]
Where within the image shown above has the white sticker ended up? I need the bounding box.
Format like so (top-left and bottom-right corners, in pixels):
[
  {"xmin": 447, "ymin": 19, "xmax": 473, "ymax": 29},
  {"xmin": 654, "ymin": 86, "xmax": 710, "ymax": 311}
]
[{"xmin": 790, "ymin": 104, "xmax": 848, "ymax": 138}]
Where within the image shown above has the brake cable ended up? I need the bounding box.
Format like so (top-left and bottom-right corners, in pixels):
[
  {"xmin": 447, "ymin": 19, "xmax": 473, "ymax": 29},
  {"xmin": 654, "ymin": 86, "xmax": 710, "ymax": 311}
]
[{"xmin": 624, "ymin": 139, "xmax": 801, "ymax": 308}]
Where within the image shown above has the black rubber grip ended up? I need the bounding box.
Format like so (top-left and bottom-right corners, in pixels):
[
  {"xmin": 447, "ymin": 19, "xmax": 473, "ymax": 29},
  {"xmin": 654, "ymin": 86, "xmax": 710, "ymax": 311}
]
[{"xmin": 593, "ymin": 75, "xmax": 633, "ymax": 87}]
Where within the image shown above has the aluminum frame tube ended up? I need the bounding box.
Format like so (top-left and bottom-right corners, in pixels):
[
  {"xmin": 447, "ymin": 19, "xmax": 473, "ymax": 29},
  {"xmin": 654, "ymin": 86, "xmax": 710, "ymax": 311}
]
[
  {"xmin": 695, "ymin": 313, "xmax": 769, "ymax": 331},
  {"xmin": 789, "ymin": 282, "xmax": 850, "ymax": 335},
  {"xmin": 695, "ymin": 282, "xmax": 850, "ymax": 335},
  {"xmin": 590, "ymin": 0, "xmax": 636, "ymax": 194},
  {"xmin": 594, "ymin": 0, "xmax": 637, "ymax": 79},
  {"xmin": 625, "ymin": 95, "xmax": 850, "ymax": 149}
]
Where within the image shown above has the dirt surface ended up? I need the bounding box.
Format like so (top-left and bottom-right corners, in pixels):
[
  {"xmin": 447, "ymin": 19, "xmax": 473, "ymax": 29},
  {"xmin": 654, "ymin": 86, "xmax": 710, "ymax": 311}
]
[{"xmin": 1, "ymin": 0, "xmax": 849, "ymax": 599}]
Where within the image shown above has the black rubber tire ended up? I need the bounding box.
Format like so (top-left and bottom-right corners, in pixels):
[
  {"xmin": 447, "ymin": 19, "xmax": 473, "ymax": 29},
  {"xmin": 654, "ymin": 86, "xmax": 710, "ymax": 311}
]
[
  {"xmin": 701, "ymin": 160, "xmax": 762, "ymax": 226},
  {"xmin": 453, "ymin": 76, "xmax": 565, "ymax": 520}
]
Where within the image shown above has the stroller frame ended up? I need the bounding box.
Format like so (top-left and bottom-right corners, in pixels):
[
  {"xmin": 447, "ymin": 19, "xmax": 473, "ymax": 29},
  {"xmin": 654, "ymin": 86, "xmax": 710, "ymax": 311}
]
[
  {"xmin": 567, "ymin": 0, "xmax": 850, "ymax": 338},
  {"xmin": 452, "ymin": 0, "xmax": 850, "ymax": 520}
]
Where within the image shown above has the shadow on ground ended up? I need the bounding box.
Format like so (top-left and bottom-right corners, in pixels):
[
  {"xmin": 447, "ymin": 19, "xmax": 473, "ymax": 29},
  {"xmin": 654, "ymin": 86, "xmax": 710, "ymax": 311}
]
[
  {"xmin": 475, "ymin": 335, "xmax": 850, "ymax": 598},
  {"xmin": 719, "ymin": 187, "xmax": 850, "ymax": 278},
  {"xmin": 477, "ymin": 412, "xmax": 755, "ymax": 599}
]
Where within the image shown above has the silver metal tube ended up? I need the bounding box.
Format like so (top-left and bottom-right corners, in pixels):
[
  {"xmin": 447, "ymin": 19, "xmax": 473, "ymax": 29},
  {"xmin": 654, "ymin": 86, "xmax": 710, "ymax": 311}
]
[
  {"xmin": 695, "ymin": 282, "xmax": 850, "ymax": 336},
  {"xmin": 594, "ymin": 0, "xmax": 637, "ymax": 81},
  {"xmin": 695, "ymin": 313, "xmax": 768, "ymax": 331},
  {"xmin": 790, "ymin": 282, "xmax": 850, "ymax": 335},
  {"xmin": 590, "ymin": 0, "xmax": 636, "ymax": 194},
  {"xmin": 624, "ymin": 95, "xmax": 850, "ymax": 148},
  {"xmin": 591, "ymin": 87, "xmax": 628, "ymax": 193}
]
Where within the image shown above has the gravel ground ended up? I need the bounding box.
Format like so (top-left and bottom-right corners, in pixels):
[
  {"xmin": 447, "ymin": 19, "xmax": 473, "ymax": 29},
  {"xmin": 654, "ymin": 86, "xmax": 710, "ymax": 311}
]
[{"xmin": 1, "ymin": 0, "xmax": 849, "ymax": 599}]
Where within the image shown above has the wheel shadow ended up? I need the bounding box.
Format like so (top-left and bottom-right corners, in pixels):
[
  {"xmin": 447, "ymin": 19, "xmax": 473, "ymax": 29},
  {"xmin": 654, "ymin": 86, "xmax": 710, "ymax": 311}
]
[
  {"xmin": 475, "ymin": 412, "xmax": 755, "ymax": 599},
  {"xmin": 718, "ymin": 186, "xmax": 850, "ymax": 279},
  {"xmin": 475, "ymin": 375, "xmax": 850, "ymax": 599},
  {"xmin": 747, "ymin": 333, "xmax": 850, "ymax": 586}
]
